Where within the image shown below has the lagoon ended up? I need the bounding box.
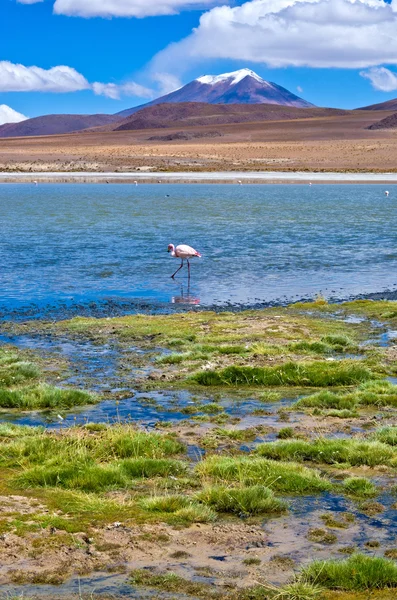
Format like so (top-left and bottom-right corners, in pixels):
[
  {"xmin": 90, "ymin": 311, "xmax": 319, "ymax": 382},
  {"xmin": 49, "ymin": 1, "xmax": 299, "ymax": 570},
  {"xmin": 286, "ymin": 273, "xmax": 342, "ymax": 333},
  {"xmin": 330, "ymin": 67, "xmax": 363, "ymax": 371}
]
[{"xmin": 0, "ymin": 183, "xmax": 396, "ymax": 317}]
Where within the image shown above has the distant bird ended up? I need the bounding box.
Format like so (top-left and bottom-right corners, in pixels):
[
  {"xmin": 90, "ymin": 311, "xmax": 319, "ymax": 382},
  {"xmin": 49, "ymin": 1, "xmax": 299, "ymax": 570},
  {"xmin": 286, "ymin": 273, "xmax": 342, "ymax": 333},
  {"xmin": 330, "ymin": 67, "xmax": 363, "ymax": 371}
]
[
  {"xmin": 309, "ymin": 182, "xmax": 312, "ymax": 186},
  {"xmin": 385, "ymin": 190, "xmax": 390, "ymax": 197},
  {"xmin": 238, "ymin": 180, "xmax": 243, "ymax": 185},
  {"xmin": 33, "ymin": 180, "xmax": 38, "ymax": 186},
  {"xmin": 134, "ymin": 181, "xmax": 138, "ymax": 186},
  {"xmin": 168, "ymin": 244, "xmax": 201, "ymax": 279}
]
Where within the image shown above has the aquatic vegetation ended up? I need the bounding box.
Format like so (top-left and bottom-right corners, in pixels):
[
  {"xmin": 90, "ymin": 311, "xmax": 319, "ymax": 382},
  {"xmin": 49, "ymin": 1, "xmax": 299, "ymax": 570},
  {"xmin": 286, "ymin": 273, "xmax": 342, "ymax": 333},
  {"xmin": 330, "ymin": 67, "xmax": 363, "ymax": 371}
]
[
  {"xmin": 342, "ymin": 477, "xmax": 378, "ymax": 498},
  {"xmin": 256, "ymin": 438, "xmax": 395, "ymax": 467},
  {"xmin": 301, "ymin": 554, "xmax": 397, "ymax": 590},
  {"xmin": 130, "ymin": 570, "xmax": 217, "ymax": 598},
  {"xmin": 320, "ymin": 513, "xmax": 354, "ymax": 529},
  {"xmin": 196, "ymin": 456, "xmax": 331, "ymax": 494},
  {"xmin": 307, "ymin": 528, "xmax": 337, "ymax": 544},
  {"xmin": 196, "ymin": 485, "xmax": 286, "ymax": 516},
  {"xmin": 193, "ymin": 361, "xmax": 373, "ymax": 387}
]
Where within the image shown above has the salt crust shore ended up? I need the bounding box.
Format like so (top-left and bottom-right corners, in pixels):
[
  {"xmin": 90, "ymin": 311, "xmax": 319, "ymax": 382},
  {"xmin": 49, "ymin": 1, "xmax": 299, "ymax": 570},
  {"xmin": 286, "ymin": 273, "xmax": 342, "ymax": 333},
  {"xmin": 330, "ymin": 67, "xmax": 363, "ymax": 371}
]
[{"xmin": 2, "ymin": 171, "xmax": 397, "ymax": 184}]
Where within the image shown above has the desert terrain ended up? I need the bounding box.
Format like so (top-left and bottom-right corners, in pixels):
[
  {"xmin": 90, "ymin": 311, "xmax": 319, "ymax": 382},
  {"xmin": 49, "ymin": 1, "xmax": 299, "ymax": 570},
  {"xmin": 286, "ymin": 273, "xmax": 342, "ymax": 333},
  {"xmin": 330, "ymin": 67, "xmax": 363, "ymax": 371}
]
[{"xmin": 1, "ymin": 110, "xmax": 397, "ymax": 175}]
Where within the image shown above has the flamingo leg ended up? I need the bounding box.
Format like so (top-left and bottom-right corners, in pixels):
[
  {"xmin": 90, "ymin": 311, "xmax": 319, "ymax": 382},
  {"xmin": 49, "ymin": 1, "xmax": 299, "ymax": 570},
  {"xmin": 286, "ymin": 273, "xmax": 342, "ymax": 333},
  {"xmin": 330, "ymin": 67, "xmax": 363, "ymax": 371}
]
[
  {"xmin": 171, "ymin": 260, "xmax": 184, "ymax": 279},
  {"xmin": 187, "ymin": 259, "xmax": 191, "ymax": 279}
]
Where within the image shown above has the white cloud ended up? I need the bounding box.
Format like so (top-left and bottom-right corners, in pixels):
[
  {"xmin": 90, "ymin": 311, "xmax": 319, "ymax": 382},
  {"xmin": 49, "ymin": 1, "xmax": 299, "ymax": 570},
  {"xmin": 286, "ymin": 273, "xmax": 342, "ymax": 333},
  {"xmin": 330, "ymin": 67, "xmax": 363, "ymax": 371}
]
[
  {"xmin": 0, "ymin": 61, "xmax": 89, "ymax": 93},
  {"xmin": 297, "ymin": 86, "xmax": 303, "ymax": 93},
  {"xmin": 16, "ymin": 0, "xmax": 43, "ymax": 4},
  {"xmin": 360, "ymin": 66, "xmax": 397, "ymax": 91},
  {"xmin": 0, "ymin": 61, "xmax": 153, "ymax": 99},
  {"xmin": 0, "ymin": 105, "xmax": 28, "ymax": 126},
  {"xmin": 152, "ymin": 0, "xmax": 397, "ymax": 72},
  {"xmin": 92, "ymin": 81, "xmax": 153, "ymax": 99},
  {"xmin": 53, "ymin": 0, "xmax": 225, "ymax": 18},
  {"xmin": 152, "ymin": 72, "xmax": 182, "ymax": 95}
]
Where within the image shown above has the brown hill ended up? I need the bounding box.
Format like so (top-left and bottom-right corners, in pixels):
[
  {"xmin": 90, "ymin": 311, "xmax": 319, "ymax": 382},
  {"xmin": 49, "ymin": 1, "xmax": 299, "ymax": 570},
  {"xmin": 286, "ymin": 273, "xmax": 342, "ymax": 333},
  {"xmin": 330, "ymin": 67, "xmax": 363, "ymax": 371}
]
[
  {"xmin": 114, "ymin": 102, "xmax": 348, "ymax": 132},
  {"xmin": 0, "ymin": 114, "xmax": 120, "ymax": 138},
  {"xmin": 367, "ymin": 112, "xmax": 397, "ymax": 130},
  {"xmin": 357, "ymin": 98, "xmax": 397, "ymax": 111}
]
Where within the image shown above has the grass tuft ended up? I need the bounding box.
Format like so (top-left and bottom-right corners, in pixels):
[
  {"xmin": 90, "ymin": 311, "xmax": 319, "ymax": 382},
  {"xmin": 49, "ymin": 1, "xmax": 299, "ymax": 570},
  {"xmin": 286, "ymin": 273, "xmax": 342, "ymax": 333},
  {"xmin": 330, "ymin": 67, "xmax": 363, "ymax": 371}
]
[
  {"xmin": 343, "ymin": 477, "xmax": 378, "ymax": 497},
  {"xmin": 197, "ymin": 485, "xmax": 286, "ymax": 516},
  {"xmin": 193, "ymin": 361, "xmax": 372, "ymax": 388},
  {"xmin": 301, "ymin": 554, "xmax": 397, "ymax": 590},
  {"xmin": 196, "ymin": 456, "xmax": 331, "ymax": 494},
  {"xmin": 256, "ymin": 438, "xmax": 395, "ymax": 467}
]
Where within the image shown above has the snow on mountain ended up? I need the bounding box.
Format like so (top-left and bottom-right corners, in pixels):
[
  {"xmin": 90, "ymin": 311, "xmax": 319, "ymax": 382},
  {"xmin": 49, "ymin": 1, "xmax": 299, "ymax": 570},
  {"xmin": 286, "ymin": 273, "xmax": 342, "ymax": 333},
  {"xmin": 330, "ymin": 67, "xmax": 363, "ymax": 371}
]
[{"xmin": 197, "ymin": 69, "xmax": 265, "ymax": 86}]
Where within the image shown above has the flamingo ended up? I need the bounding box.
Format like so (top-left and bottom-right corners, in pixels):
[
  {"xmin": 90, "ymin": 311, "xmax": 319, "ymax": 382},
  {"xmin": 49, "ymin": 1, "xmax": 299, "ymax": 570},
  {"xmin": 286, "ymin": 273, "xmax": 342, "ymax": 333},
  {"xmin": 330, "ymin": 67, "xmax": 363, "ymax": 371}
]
[
  {"xmin": 168, "ymin": 244, "xmax": 201, "ymax": 279},
  {"xmin": 385, "ymin": 190, "xmax": 390, "ymax": 197}
]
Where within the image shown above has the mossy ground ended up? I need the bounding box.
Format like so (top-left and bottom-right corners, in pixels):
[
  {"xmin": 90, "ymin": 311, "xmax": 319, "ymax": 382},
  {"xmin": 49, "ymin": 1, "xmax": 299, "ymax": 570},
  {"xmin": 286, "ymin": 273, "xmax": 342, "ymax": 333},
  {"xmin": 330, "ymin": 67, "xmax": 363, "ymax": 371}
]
[{"xmin": 0, "ymin": 301, "xmax": 396, "ymax": 597}]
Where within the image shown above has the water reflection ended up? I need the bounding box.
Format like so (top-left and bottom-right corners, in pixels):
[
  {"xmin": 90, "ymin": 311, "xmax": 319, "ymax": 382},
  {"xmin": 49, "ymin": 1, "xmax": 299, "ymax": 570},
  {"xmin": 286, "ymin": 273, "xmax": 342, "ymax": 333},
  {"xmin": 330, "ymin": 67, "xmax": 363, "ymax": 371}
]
[{"xmin": 171, "ymin": 283, "xmax": 200, "ymax": 305}]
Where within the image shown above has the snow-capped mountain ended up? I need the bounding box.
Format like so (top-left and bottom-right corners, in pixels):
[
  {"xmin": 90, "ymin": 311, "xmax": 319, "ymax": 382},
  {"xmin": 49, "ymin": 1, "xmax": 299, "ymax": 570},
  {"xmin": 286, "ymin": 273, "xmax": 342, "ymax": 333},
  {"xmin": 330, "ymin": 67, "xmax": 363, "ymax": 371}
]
[{"xmin": 117, "ymin": 68, "xmax": 314, "ymax": 118}]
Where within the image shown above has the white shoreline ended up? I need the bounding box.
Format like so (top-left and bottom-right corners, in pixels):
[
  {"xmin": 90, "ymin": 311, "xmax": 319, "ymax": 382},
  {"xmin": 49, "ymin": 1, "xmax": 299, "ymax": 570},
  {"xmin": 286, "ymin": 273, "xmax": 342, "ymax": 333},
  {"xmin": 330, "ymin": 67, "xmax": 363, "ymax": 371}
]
[{"xmin": 1, "ymin": 171, "xmax": 397, "ymax": 184}]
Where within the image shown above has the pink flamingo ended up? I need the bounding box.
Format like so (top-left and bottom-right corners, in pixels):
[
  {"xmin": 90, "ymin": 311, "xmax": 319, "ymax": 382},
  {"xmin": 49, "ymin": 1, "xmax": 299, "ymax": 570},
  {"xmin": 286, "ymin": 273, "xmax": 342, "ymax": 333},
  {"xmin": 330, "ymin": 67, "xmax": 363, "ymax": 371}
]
[{"xmin": 168, "ymin": 244, "xmax": 201, "ymax": 279}]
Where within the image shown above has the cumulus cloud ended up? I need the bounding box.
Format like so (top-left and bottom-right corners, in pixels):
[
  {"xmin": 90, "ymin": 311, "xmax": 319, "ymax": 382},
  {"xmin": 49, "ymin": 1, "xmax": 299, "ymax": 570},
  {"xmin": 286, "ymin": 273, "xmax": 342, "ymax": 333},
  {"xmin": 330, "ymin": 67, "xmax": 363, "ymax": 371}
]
[
  {"xmin": 0, "ymin": 61, "xmax": 153, "ymax": 99},
  {"xmin": 0, "ymin": 61, "xmax": 90, "ymax": 93},
  {"xmin": 360, "ymin": 66, "xmax": 397, "ymax": 91},
  {"xmin": 151, "ymin": 0, "xmax": 397, "ymax": 72},
  {"xmin": 53, "ymin": 0, "xmax": 225, "ymax": 18},
  {"xmin": 0, "ymin": 105, "xmax": 28, "ymax": 126}
]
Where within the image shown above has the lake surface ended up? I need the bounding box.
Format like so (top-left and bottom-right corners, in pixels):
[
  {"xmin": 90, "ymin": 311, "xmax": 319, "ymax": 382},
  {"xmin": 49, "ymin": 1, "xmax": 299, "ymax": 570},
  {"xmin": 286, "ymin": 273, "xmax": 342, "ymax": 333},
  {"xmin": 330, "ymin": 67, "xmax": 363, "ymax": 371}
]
[{"xmin": 0, "ymin": 183, "xmax": 396, "ymax": 318}]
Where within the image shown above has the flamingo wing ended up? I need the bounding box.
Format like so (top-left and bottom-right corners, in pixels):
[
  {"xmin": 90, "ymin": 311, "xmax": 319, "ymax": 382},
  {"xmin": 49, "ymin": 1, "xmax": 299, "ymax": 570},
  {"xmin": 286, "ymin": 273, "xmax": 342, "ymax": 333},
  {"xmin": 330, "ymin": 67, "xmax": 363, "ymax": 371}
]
[{"xmin": 175, "ymin": 244, "xmax": 201, "ymax": 258}]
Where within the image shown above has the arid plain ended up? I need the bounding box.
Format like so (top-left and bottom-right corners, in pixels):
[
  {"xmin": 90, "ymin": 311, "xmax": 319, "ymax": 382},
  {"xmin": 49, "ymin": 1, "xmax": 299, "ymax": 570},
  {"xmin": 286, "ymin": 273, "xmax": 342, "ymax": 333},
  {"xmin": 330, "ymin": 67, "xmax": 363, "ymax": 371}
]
[{"xmin": 1, "ymin": 110, "xmax": 397, "ymax": 175}]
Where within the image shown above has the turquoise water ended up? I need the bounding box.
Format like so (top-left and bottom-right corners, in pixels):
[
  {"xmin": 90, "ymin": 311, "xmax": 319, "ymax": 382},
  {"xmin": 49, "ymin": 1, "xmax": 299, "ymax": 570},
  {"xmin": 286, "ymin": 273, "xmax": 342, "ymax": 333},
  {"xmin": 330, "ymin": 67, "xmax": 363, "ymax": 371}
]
[{"xmin": 0, "ymin": 183, "xmax": 396, "ymax": 317}]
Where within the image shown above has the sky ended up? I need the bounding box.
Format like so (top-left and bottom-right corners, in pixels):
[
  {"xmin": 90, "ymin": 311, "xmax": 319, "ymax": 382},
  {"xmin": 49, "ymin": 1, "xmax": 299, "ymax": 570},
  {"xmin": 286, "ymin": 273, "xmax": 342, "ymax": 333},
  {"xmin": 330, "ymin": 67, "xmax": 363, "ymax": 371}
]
[{"xmin": 2, "ymin": 0, "xmax": 397, "ymax": 123}]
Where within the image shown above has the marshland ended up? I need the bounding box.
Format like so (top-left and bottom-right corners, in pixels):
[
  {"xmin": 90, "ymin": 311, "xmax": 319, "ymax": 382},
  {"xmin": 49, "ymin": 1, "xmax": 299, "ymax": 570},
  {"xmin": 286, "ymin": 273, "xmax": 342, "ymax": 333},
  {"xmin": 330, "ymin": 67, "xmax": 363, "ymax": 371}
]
[{"xmin": 0, "ymin": 184, "xmax": 397, "ymax": 600}]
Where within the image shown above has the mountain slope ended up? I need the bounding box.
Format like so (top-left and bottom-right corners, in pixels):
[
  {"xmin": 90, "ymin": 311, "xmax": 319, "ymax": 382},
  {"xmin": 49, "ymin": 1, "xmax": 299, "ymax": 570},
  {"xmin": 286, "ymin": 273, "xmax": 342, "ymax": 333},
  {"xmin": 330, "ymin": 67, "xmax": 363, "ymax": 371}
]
[
  {"xmin": 357, "ymin": 98, "xmax": 397, "ymax": 111},
  {"xmin": 0, "ymin": 114, "xmax": 120, "ymax": 138},
  {"xmin": 114, "ymin": 102, "xmax": 346, "ymax": 132},
  {"xmin": 116, "ymin": 69, "xmax": 314, "ymax": 119}
]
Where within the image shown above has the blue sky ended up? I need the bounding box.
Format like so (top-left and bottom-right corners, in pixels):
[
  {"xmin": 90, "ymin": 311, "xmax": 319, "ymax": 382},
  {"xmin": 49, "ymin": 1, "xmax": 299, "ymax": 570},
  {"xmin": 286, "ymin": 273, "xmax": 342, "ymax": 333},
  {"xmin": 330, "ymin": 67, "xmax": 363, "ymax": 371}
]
[{"xmin": 2, "ymin": 0, "xmax": 397, "ymax": 121}]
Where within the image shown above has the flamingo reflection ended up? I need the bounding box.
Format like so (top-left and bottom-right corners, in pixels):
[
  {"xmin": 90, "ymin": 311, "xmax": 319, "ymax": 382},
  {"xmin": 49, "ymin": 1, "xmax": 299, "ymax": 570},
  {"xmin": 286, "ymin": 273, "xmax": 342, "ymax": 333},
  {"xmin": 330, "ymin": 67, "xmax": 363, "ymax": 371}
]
[{"xmin": 172, "ymin": 283, "xmax": 200, "ymax": 305}]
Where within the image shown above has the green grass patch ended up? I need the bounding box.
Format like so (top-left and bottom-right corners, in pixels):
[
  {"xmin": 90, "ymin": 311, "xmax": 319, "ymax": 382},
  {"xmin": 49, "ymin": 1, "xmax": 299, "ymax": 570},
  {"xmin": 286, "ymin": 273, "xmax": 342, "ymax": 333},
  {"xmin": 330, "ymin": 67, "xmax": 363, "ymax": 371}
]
[
  {"xmin": 192, "ymin": 361, "xmax": 372, "ymax": 388},
  {"xmin": 256, "ymin": 438, "xmax": 395, "ymax": 467},
  {"xmin": 138, "ymin": 495, "xmax": 216, "ymax": 524},
  {"xmin": 196, "ymin": 456, "xmax": 331, "ymax": 494},
  {"xmin": 301, "ymin": 554, "xmax": 397, "ymax": 590},
  {"xmin": 196, "ymin": 485, "xmax": 286, "ymax": 516},
  {"xmin": 0, "ymin": 383, "xmax": 97, "ymax": 410},
  {"xmin": 373, "ymin": 427, "xmax": 397, "ymax": 446},
  {"xmin": 297, "ymin": 380, "xmax": 397, "ymax": 412},
  {"xmin": 342, "ymin": 477, "xmax": 378, "ymax": 498}
]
